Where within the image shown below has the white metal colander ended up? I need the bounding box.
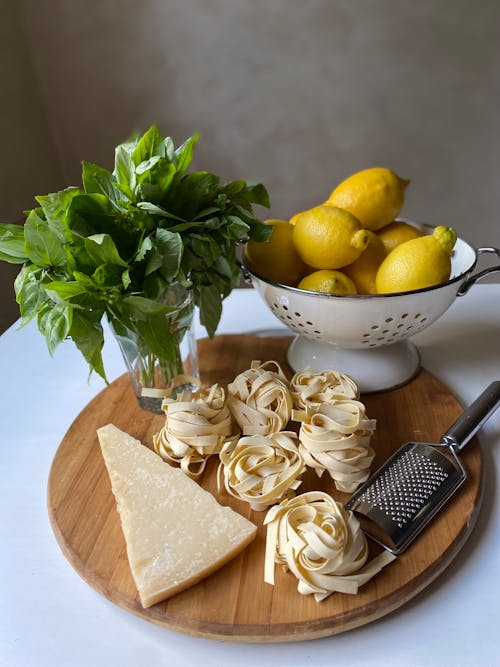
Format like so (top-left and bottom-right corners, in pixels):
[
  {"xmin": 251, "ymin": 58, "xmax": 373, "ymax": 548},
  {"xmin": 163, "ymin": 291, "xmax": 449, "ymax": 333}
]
[{"xmin": 243, "ymin": 222, "xmax": 500, "ymax": 392}]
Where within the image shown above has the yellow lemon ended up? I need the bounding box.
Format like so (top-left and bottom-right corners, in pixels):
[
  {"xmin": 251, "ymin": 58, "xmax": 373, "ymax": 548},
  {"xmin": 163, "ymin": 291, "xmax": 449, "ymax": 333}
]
[
  {"xmin": 376, "ymin": 226, "xmax": 457, "ymax": 294},
  {"xmin": 292, "ymin": 205, "xmax": 370, "ymax": 270},
  {"xmin": 377, "ymin": 220, "xmax": 423, "ymax": 254},
  {"xmin": 343, "ymin": 232, "xmax": 387, "ymax": 294},
  {"xmin": 244, "ymin": 219, "xmax": 308, "ymax": 285},
  {"xmin": 325, "ymin": 167, "xmax": 410, "ymax": 231},
  {"xmin": 297, "ymin": 269, "xmax": 357, "ymax": 294}
]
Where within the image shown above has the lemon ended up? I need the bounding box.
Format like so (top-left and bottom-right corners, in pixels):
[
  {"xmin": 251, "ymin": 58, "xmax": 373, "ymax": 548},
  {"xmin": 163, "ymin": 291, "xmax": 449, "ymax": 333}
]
[
  {"xmin": 376, "ymin": 226, "xmax": 457, "ymax": 294},
  {"xmin": 325, "ymin": 167, "xmax": 410, "ymax": 231},
  {"xmin": 343, "ymin": 231, "xmax": 387, "ymax": 294},
  {"xmin": 244, "ymin": 219, "xmax": 308, "ymax": 285},
  {"xmin": 292, "ymin": 205, "xmax": 370, "ymax": 270},
  {"xmin": 297, "ymin": 269, "xmax": 357, "ymax": 294},
  {"xmin": 377, "ymin": 220, "xmax": 423, "ymax": 254}
]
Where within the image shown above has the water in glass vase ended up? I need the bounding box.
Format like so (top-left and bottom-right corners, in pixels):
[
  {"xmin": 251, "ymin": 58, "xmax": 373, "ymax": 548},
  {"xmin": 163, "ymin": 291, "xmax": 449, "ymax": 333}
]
[{"xmin": 110, "ymin": 283, "xmax": 200, "ymax": 413}]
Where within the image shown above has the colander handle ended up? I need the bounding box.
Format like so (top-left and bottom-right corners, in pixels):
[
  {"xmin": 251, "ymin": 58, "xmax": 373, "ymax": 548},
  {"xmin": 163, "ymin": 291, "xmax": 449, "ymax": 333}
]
[
  {"xmin": 440, "ymin": 381, "xmax": 500, "ymax": 452},
  {"xmin": 237, "ymin": 259, "xmax": 254, "ymax": 285},
  {"xmin": 457, "ymin": 247, "xmax": 500, "ymax": 296}
]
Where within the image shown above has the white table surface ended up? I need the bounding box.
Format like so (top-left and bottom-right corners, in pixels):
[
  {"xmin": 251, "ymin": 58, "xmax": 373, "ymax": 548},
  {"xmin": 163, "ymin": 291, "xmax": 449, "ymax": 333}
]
[{"xmin": 1, "ymin": 285, "xmax": 499, "ymax": 667}]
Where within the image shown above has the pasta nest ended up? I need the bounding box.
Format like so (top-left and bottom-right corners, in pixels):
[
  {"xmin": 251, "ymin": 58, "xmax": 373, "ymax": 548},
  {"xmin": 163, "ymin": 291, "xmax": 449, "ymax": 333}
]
[
  {"xmin": 217, "ymin": 432, "xmax": 305, "ymax": 511},
  {"xmin": 295, "ymin": 399, "xmax": 376, "ymax": 493},
  {"xmin": 290, "ymin": 369, "xmax": 359, "ymax": 413},
  {"xmin": 153, "ymin": 383, "xmax": 238, "ymax": 478},
  {"xmin": 226, "ymin": 360, "xmax": 292, "ymax": 436},
  {"xmin": 264, "ymin": 491, "xmax": 396, "ymax": 601}
]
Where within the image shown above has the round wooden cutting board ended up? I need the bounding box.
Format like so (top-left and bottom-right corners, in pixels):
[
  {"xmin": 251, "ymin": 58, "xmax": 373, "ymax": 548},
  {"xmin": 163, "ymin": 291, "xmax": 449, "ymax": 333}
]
[{"xmin": 47, "ymin": 334, "xmax": 483, "ymax": 642}]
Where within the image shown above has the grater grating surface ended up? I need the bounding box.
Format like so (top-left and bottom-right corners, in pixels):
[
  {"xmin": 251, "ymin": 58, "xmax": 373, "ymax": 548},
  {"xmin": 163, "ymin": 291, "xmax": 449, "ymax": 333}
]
[
  {"xmin": 345, "ymin": 443, "xmax": 464, "ymax": 553},
  {"xmin": 345, "ymin": 381, "xmax": 500, "ymax": 554},
  {"xmin": 359, "ymin": 446, "xmax": 451, "ymax": 528}
]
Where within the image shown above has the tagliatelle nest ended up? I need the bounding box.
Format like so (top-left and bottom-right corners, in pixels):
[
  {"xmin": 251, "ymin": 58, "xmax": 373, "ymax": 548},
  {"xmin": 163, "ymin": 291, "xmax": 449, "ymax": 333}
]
[
  {"xmin": 294, "ymin": 400, "xmax": 376, "ymax": 493},
  {"xmin": 264, "ymin": 491, "xmax": 396, "ymax": 601},
  {"xmin": 226, "ymin": 360, "xmax": 293, "ymax": 436},
  {"xmin": 153, "ymin": 384, "xmax": 238, "ymax": 478},
  {"xmin": 290, "ymin": 369, "xmax": 359, "ymax": 413},
  {"xmin": 217, "ymin": 432, "xmax": 305, "ymax": 511}
]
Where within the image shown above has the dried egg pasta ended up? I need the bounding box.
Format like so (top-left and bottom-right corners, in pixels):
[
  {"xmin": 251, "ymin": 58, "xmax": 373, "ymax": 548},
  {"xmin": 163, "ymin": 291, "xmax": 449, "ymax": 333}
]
[{"xmin": 264, "ymin": 492, "xmax": 396, "ymax": 601}]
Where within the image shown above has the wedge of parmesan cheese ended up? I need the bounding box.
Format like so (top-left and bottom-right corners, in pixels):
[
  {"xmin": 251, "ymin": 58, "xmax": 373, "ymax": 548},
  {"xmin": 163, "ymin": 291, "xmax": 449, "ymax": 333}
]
[{"xmin": 97, "ymin": 423, "xmax": 257, "ymax": 608}]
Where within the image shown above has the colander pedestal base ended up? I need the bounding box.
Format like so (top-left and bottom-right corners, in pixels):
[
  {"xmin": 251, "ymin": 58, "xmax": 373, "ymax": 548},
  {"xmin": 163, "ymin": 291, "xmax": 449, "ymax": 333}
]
[{"xmin": 286, "ymin": 337, "xmax": 421, "ymax": 393}]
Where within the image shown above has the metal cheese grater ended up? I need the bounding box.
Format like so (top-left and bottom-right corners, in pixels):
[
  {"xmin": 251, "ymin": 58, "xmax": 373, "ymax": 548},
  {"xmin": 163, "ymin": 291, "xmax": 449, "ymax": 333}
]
[{"xmin": 345, "ymin": 381, "xmax": 500, "ymax": 554}]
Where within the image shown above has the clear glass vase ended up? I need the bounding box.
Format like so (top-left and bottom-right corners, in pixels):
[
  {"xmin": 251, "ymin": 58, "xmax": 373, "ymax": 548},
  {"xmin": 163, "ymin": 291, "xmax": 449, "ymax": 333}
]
[{"xmin": 110, "ymin": 283, "xmax": 200, "ymax": 413}]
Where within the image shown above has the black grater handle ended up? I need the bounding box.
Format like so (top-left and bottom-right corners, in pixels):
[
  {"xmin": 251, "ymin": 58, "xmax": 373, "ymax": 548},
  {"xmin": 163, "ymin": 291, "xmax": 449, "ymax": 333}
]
[{"xmin": 441, "ymin": 381, "xmax": 500, "ymax": 451}]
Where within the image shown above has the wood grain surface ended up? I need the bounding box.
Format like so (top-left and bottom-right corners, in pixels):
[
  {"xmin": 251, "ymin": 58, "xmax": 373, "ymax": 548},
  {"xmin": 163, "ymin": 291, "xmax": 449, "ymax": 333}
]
[{"xmin": 47, "ymin": 334, "xmax": 483, "ymax": 642}]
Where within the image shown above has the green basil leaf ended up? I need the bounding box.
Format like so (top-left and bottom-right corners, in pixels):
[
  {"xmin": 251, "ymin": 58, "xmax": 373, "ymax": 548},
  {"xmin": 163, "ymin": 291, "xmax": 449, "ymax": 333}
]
[
  {"xmin": 121, "ymin": 268, "xmax": 131, "ymax": 290},
  {"xmin": 73, "ymin": 271, "xmax": 98, "ymax": 290},
  {"xmin": 14, "ymin": 265, "xmax": 48, "ymax": 325},
  {"xmin": 82, "ymin": 161, "xmax": 126, "ymax": 210},
  {"xmin": 45, "ymin": 280, "xmax": 88, "ymax": 302},
  {"xmin": 174, "ymin": 133, "xmax": 199, "ymax": 175},
  {"xmin": 35, "ymin": 187, "xmax": 82, "ymax": 242},
  {"xmin": 135, "ymin": 155, "xmax": 162, "ymax": 175},
  {"xmin": 225, "ymin": 215, "xmax": 251, "ymax": 241},
  {"xmin": 134, "ymin": 236, "xmax": 154, "ymax": 263},
  {"xmin": 146, "ymin": 228, "xmax": 183, "ymax": 280},
  {"xmin": 243, "ymin": 182, "xmax": 270, "ymax": 207},
  {"xmin": 189, "ymin": 233, "xmax": 221, "ymax": 264},
  {"xmin": 113, "ymin": 145, "xmax": 137, "ymax": 200},
  {"xmin": 222, "ymin": 181, "xmax": 269, "ymax": 208},
  {"xmin": 162, "ymin": 171, "xmax": 219, "ymax": 220},
  {"xmin": 221, "ymin": 180, "xmax": 246, "ymax": 197},
  {"xmin": 135, "ymin": 313, "xmax": 178, "ymax": 364},
  {"xmin": 246, "ymin": 217, "xmax": 273, "ymax": 243},
  {"xmin": 0, "ymin": 223, "xmax": 28, "ymax": 263},
  {"xmin": 67, "ymin": 193, "xmax": 113, "ymax": 236},
  {"xmin": 141, "ymin": 272, "xmax": 169, "ymax": 300},
  {"xmin": 131, "ymin": 125, "xmax": 164, "ymax": 165},
  {"xmin": 24, "ymin": 209, "xmax": 66, "ymax": 267},
  {"xmin": 45, "ymin": 278, "xmax": 102, "ymax": 309},
  {"xmin": 196, "ymin": 283, "xmax": 222, "ymax": 338},
  {"xmin": 39, "ymin": 303, "xmax": 73, "ymax": 355},
  {"xmin": 122, "ymin": 295, "xmax": 176, "ymax": 319},
  {"xmin": 163, "ymin": 136, "xmax": 175, "ymax": 162},
  {"xmin": 69, "ymin": 310, "xmax": 106, "ymax": 381},
  {"xmin": 137, "ymin": 201, "xmax": 186, "ymax": 223},
  {"xmin": 84, "ymin": 233, "xmax": 128, "ymax": 268},
  {"xmin": 136, "ymin": 159, "xmax": 177, "ymax": 203},
  {"xmin": 92, "ymin": 263, "xmax": 123, "ymax": 287}
]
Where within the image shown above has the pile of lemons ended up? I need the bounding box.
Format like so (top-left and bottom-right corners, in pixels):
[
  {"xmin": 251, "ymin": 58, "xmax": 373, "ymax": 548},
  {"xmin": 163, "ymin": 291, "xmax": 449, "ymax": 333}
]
[{"xmin": 245, "ymin": 167, "xmax": 457, "ymax": 295}]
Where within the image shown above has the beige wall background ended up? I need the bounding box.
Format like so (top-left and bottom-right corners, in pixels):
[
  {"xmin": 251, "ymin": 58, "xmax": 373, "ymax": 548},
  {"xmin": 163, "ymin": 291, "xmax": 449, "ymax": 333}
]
[{"xmin": 1, "ymin": 0, "xmax": 499, "ymax": 331}]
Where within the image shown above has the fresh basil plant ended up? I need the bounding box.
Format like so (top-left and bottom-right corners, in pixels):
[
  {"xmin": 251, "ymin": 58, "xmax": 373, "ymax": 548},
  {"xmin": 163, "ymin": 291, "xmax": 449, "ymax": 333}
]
[{"xmin": 0, "ymin": 125, "xmax": 271, "ymax": 381}]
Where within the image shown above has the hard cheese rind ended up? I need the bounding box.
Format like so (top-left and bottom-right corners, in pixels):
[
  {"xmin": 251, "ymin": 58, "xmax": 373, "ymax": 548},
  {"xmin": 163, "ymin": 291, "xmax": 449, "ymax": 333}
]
[{"xmin": 97, "ymin": 423, "xmax": 257, "ymax": 608}]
